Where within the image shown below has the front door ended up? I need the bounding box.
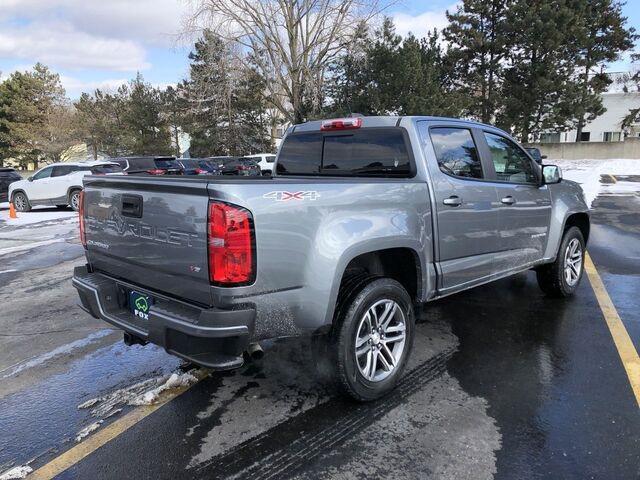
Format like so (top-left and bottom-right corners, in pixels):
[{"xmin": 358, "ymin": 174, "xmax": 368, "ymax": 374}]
[
  {"xmin": 28, "ymin": 166, "xmax": 54, "ymax": 200},
  {"xmin": 418, "ymin": 123, "xmax": 500, "ymax": 292},
  {"xmin": 479, "ymin": 130, "xmax": 552, "ymax": 272}
]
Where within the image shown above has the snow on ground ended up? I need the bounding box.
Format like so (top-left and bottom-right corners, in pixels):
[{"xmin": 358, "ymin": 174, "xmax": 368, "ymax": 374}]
[
  {"xmin": 0, "ymin": 204, "xmax": 78, "ymax": 228},
  {"xmin": 554, "ymin": 158, "xmax": 640, "ymax": 208},
  {"xmin": 0, "ymin": 465, "xmax": 33, "ymax": 480},
  {"xmin": 0, "ymin": 329, "xmax": 115, "ymax": 379}
]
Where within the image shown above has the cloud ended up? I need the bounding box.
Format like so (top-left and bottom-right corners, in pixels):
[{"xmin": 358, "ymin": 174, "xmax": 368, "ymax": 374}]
[
  {"xmin": 0, "ymin": 21, "xmax": 150, "ymax": 72},
  {"xmin": 0, "ymin": 0, "xmax": 186, "ymax": 47},
  {"xmin": 391, "ymin": 3, "xmax": 458, "ymax": 39},
  {"xmin": 59, "ymin": 76, "xmax": 129, "ymax": 97}
]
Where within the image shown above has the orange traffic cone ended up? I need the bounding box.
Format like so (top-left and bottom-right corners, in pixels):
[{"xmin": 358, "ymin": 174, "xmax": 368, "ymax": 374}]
[{"xmin": 9, "ymin": 202, "xmax": 17, "ymax": 219}]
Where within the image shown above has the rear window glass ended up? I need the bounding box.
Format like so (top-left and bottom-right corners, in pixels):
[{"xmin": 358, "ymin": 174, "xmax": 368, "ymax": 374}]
[
  {"xmin": 277, "ymin": 129, "xmax": 412, "ymax": 177},
  {"xmin": 91, "ymin": 164, "xmax": 123, "ymax": 174},
  {"xmin": 154, "ymin": 159, "xmax": 179, "ymax": 169}
]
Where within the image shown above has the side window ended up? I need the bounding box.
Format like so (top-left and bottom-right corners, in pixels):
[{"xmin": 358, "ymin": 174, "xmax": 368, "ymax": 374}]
[
  {"xmin": 51, "ymin": 166, "xmax": 73, "ymax": 177},
  {"xmin": 484, "ymin": 132, "xmax": 537, "ymax": 184},
  {"xmin": 430, "ymin": 127, "xmax": 483, "ymax": 179},
  {"xmin": 32, "ymin": 167, "xmax": 53, "ymax": 180}
]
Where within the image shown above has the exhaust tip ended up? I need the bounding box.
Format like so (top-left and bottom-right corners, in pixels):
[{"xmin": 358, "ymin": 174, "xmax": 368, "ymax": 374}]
[{"xmin": 247, "ymin": 342, "xmax": 264, "ymax": 360}]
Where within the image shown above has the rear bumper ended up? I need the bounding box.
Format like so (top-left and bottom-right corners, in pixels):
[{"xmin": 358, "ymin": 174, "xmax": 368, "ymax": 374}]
[{"xmin": 72, "ymin": 265, "xmax": 255, "ymax": 370}]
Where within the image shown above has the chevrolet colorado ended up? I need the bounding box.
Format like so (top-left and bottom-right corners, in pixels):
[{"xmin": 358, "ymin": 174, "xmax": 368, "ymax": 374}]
[{"xmin": 72, "ymin": 116, "xmax": 589, "ymax": 401}]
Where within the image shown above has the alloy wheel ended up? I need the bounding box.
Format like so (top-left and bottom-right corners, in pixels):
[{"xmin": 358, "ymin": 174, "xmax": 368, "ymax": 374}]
[
  {"xmin": 564, "ymin": 238, "xmax": 583, "ymax": 286},
  {"xmin": 354, "ymin": 299, "xmax": 406, "ymax": 382}
]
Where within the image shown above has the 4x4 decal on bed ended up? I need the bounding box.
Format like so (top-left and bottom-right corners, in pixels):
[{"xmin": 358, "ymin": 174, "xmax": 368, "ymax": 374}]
[{"xmin": 263, "ymin": 191, "xmax": 320, "ymax": 201}]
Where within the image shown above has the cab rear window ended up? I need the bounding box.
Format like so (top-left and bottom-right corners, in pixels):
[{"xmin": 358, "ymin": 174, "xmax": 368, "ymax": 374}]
[{"xmin": 276, "ymin": 128, "xmax": 413, "ymax": 177}]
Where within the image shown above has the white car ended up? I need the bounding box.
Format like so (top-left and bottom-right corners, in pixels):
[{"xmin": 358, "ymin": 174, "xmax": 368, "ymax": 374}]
[
  {"xmin": 244, "ymin": 153, "xmax": 276, "ymax": 175},
  {"xmin": 9, "ymin": 161, "xmax": 124, "ymax": 212}
]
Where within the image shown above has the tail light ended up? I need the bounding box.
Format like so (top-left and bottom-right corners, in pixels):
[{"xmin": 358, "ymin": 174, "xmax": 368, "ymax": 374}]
[
  {"xmin": 207, "ymin": 201, "xmax": 255, "ymax": 286},
  {"xmin": 146, "ymin": 169, "xmax": 166, "ymax": 175},
  {"xmin": 237, "ymin": 165, "xmax": 248, "ymax": 171},
  {"xmin": 79, "ymin": 190, "xmax": 86, "ymax": 248},
  {"xmin": 321, "ymin": 117, "xmax": 362, "ymax": 131},
  {"xmin": 195, "ymin": 168, "xmax": 207, "ymax": 175}
]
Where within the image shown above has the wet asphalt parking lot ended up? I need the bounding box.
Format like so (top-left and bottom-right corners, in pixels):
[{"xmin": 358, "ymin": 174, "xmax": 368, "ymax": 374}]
[{"xmin": 0, "ymin": 170, "xmax": 639, "ymax": 480}]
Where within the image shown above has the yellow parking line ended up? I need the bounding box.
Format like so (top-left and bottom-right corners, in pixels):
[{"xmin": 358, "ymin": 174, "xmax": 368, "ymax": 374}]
[
  {"xmin": 29, "ymin": 370, "xmax": 207, "ymax": 480},
  {"xmin": 585, "ymin": 253, "xmax": 640, "ymax": 408}
]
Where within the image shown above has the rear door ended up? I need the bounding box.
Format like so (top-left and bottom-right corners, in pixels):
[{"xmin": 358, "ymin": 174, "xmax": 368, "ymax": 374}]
[
  {"xmin": 83, "ymin": 176, "xmax": 213, "ymax": 305},
  {"xmin": 418, "ymin": 122, "xmax": 500, "ymax": 292},
  {"xmin": 478, "ymin": 130, "xmax": 552, "ymax": 271},
  {"xmin": 51, "ymin": 165, "xmax": 78, "ymax": 202}
]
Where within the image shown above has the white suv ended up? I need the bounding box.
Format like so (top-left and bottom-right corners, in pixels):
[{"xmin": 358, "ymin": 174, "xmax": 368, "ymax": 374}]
[
  {"xmin": 9, "ymin": 161, "xmax": 124, "ymax": 212},
  {"xmin": 244, "ymin": 153, "xmax": 276, "ymax": 175}
]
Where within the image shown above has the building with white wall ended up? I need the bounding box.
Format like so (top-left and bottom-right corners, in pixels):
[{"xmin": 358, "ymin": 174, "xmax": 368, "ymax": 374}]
[{"xmin": 540, "ymin": 91, "xmax": 640, "ymax": 143}]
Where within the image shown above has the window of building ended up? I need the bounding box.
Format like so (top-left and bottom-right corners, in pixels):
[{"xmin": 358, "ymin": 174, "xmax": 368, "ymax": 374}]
[
  {"xmin": 603, "ymin": 131, "xmax": 621, "ymax": 142},
  {"xmin": 540, "ymin": 133, "xmax": 561, "ymax": 143},
  {"xmin": 429, "ymin": 127, "xmax": 483, "ymax": 179},
  {"xmin": 579, "ymin": 132, "xmax": 591, "ymax": 142}
]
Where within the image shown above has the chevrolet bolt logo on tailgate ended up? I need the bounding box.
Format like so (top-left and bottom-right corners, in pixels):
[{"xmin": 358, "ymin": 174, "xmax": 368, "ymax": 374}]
[{"xmin": 263, "ymin": 191, "xmax": 320, "ymax": 201}]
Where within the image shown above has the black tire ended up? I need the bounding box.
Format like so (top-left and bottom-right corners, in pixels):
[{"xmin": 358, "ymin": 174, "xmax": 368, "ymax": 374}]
[
  {"xmin": 536, "ymin": 226, "xmax": 585, "ymax": 297},
  {"xmin": 69, "ymin": 189, "xmax": 82, "ymax": 211},
  {"xmin": 12, "ymin": 191, "xmax": 31, "ymax": 212},
  {"xmin": 332, "ymin": 277, "xmax": 415, "ymax": 402}
]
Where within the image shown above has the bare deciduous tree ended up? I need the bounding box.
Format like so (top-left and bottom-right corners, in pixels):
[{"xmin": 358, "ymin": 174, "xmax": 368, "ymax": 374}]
[{"xmin": 184, "ymin": 0, "xmax": 385, "ymax": 123}]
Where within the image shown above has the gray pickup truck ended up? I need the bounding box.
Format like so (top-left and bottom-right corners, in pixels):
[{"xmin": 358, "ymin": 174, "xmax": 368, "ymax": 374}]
[{"xmin": 73, "ymin": 116, "xmax": 589, "ymax": 401}]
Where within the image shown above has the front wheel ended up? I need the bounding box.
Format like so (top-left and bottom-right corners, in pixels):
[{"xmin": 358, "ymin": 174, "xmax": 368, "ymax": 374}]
[
  {"xmin": 12, "ymin": 192, "xmax": 31, "ymax": 212},
  {"xmin": 536, "ymin": 226, "xmax": 585, "ymax": 297},
  {"xmin": 333, "ymin": 278, "xmax": 415, "ymax": 401}
]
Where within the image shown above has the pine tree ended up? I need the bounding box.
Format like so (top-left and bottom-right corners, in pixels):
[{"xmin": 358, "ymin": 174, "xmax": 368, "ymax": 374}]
[
  {"xmin": 0, "ymin": 63, "xmax": 69, "ymax": 168},
  {"xmin": 329, "ymin": 19, "xmax": 465, "ymax": 117},
  {"xmin": 498, "ymin": 0, "xmax": 580, "ymax": 141},
  {"xmin": 180, "ymin": 30, "xmax": 272, "ymax": 157},
  {"xmin": 444, "ymin": 0, "xmax": 509, "ymax": 123},
  {"xmin": 120, "ymin": 74, "xmax": 173, "ymax": 156},
  {"xmin": 570, "ymin": 0, "xmax": 636, "ymax": 141}
]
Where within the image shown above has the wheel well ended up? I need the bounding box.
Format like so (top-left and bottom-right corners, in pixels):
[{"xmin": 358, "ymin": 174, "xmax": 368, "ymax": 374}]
[
  {"xmin": 564, "ymin": 213, "xmax": 590, "ymax": 244},
  {"xmin": 67, "ymin": 187, "xmax": 82, "ymax": 200},
  {"xmin": 341, "ymin": 248, "xmax": 420, "ymax": 301},
  {"xmin": 11, "ymin": 189, "xmax": 26, "ymax": 200}
]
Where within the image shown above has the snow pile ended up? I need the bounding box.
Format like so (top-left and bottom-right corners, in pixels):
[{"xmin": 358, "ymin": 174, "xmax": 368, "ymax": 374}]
[
  {"xmin": 556, "ymin": 158, "xmax": 640, "ymax": 208},
  {"xmin": 78, "ymin": 369, "xmax": 201, "ymax": 417},
  {"xmin": 0, "ymin": 465, "xmax": 33, "ymax": 480},
  {"xmin": 75, "ymin": 421, "xmax": 104, "ymax": 442},
  {"xmin": 130, "ymin": 371, "xmax": 199, "ymax": 405}
]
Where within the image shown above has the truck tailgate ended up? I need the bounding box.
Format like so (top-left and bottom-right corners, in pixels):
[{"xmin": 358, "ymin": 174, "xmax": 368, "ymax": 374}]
[{"xmin": 83, "ymin": 176, "xmax": 212, "ymax": 306}]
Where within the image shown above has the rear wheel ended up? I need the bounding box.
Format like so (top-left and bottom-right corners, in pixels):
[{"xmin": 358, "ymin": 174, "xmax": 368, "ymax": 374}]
[
  {"xmin": 12, "ymin": 192, "xmax": 31, "ymax": 212},
  {"xmin": 69, "ymin": 189, "xmax": 82, "ymax": 211},
  {"xmin": 536, "ymin": 226, "xmax": 585, "ymax": 297},
  {"xmin": 332, "ymin": 277, "xmax": 415, "ymax": 401}
]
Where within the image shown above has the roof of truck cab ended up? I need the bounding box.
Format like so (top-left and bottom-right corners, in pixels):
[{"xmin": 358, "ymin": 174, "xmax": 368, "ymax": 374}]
[{"xmin": 291, "ymin": 115, "xmax": 496, "ymax": 132}]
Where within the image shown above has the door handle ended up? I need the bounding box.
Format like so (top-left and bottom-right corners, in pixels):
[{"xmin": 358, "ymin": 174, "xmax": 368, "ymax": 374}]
[
  {"xmin": 501, "ymin": 196, "xmax": 516, "ymax": 205},
  {"xmin": 443, "ymin": 195, "xmax": 462, "ymax": 207}
]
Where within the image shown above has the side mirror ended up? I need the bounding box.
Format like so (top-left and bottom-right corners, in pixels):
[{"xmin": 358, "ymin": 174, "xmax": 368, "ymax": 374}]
[
  {"xmin": 27, "ymin": 176, "xmax": 33, "ymax": 182},
  {"xmin": 541, "ymin": 155, "xmax": 548, "ymax": 160},
  {"xmin": 542, "ymin": 165, "xmax": 562, "ymax": 185}
]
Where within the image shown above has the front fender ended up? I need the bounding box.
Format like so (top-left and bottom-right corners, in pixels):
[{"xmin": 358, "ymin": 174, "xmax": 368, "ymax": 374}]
[{"xmin": 543, "ymin": 180, "xmax": 589, "ymax": 260}]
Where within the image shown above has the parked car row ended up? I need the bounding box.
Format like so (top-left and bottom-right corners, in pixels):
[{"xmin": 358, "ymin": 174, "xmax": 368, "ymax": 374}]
[{"xmin": 111, "ymin": 155, "xmax": 272, "ymax": 177}]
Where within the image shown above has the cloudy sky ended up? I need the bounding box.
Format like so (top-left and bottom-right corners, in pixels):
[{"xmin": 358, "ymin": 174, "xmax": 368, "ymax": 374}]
[{"xmin": 0, "ymin": 0, "xmax": 637, "ymax": 98}]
